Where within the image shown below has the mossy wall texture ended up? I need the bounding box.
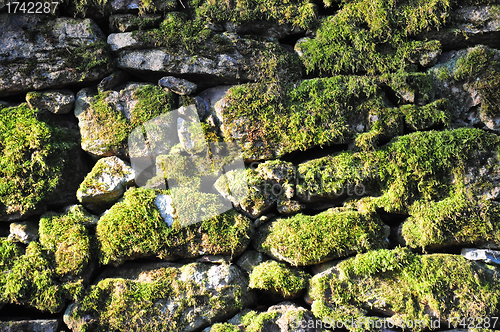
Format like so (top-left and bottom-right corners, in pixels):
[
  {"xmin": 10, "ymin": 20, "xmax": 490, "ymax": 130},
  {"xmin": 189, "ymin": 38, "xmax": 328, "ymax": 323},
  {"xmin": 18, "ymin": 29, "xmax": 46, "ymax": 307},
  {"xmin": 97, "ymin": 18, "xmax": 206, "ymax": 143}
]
[{"xmin": 1, "ymin": 0, "xmax": 500, "ymax": 330}]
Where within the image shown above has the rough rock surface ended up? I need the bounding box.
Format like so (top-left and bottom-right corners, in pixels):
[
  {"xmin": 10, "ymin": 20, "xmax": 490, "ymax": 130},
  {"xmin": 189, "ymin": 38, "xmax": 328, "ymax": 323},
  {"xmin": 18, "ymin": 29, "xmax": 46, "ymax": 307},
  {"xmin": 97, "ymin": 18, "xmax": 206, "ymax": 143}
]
[
  {"xmin": 64, "ymin": 262, "xmax": 254, "ymax": 332},
  {"xmin": 8, "ymin": 221, "xmax": 39, "ymax": 244},
  {"xmin": 0, "ymin": 319, "xmax": 59, "ymax": 332},
  {"xmin": 0, "ymin": 14, "xmax": 113, "ymax": 97},
  {"xmin": 77, "ymin": 156, "xmax": 135, "ymax": 209},
  {"xmin": 26, "ymin": 90, "xmax": 75, "ymax": 114}
]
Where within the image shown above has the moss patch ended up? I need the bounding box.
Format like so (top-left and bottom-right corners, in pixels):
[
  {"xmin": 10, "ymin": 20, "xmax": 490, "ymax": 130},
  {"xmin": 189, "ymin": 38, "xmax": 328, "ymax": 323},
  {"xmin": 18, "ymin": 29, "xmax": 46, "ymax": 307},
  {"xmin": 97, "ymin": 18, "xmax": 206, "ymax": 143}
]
[
  {"xmin": 221, "ymin": 76, "xmax": 385, "ymax": 159},
  {"xmin": 191, "ymin": 0, "xmax": 318, "ymax": 30},
  {"xmin": 256, "ymin": 207, "xmax": 388, "ymax": 266},
  {"xmin": 249, "ymin": 260, "xmax": 309, "ymax": 297},
  {"xmin": 430, "ymin": 45, "xmax": 500, "ymax": 117},
  {"xmin": 85, "ymin": 85, "xmax": 176, "ymax": 155},
  {"xmin": 66, "ymin": 263, "xmax": 247, "ymax": 331},
  {"xmin": 39, "ymin": 207, "xmax": 94, "ymax": 278},
  {"xmin": 3, "ymin": 242, "xmax": 64, "ymax": 313},
  {"xmin": 309, "ymin": 248, "xmax": 500, "ymax": 331},
  {"xmin": 0, "ymin": 104, "xmax": 78, "ymax": 216},
  {"xmin": 96, "ymin": 187, "xmax": 252, "ymax": 265}
]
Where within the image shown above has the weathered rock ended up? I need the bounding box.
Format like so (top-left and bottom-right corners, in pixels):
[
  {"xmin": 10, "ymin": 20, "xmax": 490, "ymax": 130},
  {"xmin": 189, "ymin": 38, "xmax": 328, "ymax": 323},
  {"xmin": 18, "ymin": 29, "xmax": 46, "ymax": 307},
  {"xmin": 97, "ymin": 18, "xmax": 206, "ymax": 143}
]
[
  {"xmin": 159, "ymin": 76, "xmax": 198, "ymax": 95},
  {"xmin": 208, "ymin": 302, "xmax": 323, "ymax": 332},
  {"xmin": 0, "ymin": 14, "xmax": 113, "ymax": 97},
  {"xmin": 277, "ymin": 198, "xmax": 304, "ymax": 216},
  {"xmin": 75, "ymin": 83, "xmax": 176, "ymax": 158},
  {"xmin": 97, "ymin": 70, "xmax": 131, "ymax": 93},
  {"xmin": 68, "ymin": 0, "xmax": 176, "ymax": 18},
  {"xmin": 109, "ymin": 14, "xmax": 163, "ymax": 32},
  {"xmin": 113, "ymin": 15, "xmax": 302, "ymax": 87},
  {"xmin": 308, "ymin": 248, "xmax": 500, "ymax": 331},
  {"xmin": 429, "ymin": 45, "xmax": 500, "ymax": 132},
  {"xmin": 422, "ymin": 5, "xmax": 500, "ymax": 50},
  {"xmin": 215, "ymin": 160, "xmax": 295, "ymax": 218},
  {"xmin": 8, "ymin": 221, "xmax": 39, "ymax": 244},
  {"xmin": 96, "ymin": 187, "xmax": 252, "ymax": 265},
  {"xmin": 107, "ymin": 32, "xmax": 143, "ymax": 51},
  {"xmin": 198, "ymin": 85, "xmax": 233, "ymax": 124},
  {"xmin": 254, "ymin": 207, "xmax": 389, "ymax": 266},
  {"xmin": 26, "ymin": 90, "xmax": 75, "ymax": 114},
  {"xmin": 0, "ymin": 319, "xmax": 59, "ymax": 332},
  {"xmin": 236, "ymin": 250, "xmax": 266, "ymax": 273},
  {"xmin": 462, "ymin": 248, "xmax": 500, "ymax": 266},
  {"xmin": 249, "ymin": 260, "xmax": 309, "ymax": 299},
  {"xmin": 77, "ymin": 156, "xmax": 135, "ymax": 209},
  {"xmin": 64, "ymin": 262, "xmax": 254, "ymax": 332}
]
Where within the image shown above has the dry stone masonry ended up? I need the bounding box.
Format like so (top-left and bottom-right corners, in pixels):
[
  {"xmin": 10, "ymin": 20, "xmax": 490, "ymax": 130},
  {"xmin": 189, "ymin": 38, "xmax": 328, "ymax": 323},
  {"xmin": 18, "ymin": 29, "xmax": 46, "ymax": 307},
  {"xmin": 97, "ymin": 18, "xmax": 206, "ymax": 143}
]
[{"xmin": 0, "ymin": 0, "xmax": 500, "ymax": 331}]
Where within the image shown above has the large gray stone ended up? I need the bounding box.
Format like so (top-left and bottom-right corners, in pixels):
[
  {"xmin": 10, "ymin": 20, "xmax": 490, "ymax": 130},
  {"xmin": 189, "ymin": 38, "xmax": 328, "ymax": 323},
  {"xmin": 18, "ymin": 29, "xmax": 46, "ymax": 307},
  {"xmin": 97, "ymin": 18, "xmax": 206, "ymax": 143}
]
[{"xmin": 0, "ymin": 14, "xmax": 113, "ymax": 97}]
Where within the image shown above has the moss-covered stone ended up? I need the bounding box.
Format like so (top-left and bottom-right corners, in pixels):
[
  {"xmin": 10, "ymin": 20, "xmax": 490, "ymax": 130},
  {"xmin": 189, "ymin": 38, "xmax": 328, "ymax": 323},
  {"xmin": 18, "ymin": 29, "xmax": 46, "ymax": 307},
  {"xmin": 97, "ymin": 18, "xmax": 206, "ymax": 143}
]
[
  {"xmin": 296, "ymin": 0, "xmax": 493, "ymax": 76},
  {"xmin": 210, "ymin": 302, "xmax": 322, "ymax": 332},
  {"xmin": 190, "ymin": 0, "xmax": 317, "ymax": 30},
  {"xmin": 0, "ymin": 104, "xmax": 79, "ymax": 219},
  {"xmin": 123, "ymin": 13, "xmax": 303, "ymax": 85},
  {"xmin": 249, "ymin": 260, "xmax": 309, "ymax": 298},
  {"xmin": 429, "ymin": 45, "xmax": 500, "ymax": 130},
  {"xmin": 2, "ymin": 241, "xmax": 64, "ymax": 313},
  {"xmin": 77, "ymin": 156, "xmax": 135, "ymax": 208},
  {"xmin": 309, "ymin": 248, "xmax": 500, "ymax": 331},
  {"xmin": 401, "ymin": 194, "xmax": 500, "ymax": 250},
  {"xmin": 39, "ymin": 207, "xmax": 95, "ymax": 279},
  {"xmin": 299, "ymin": 128, "xmax": 500, "ymax": 250},
  {"xmin": 75, "ymin": 84, "xmax": 177, "ymax": 158},
  {"xmin": 255, "ymin": 207, "xmax": 389, "ymax": 266},
  {"xmin": 219, "ymin": 76, "xmax": 386, "ymax": 160},
  {"xmin": 64, "ymin": 262, "xmax": 253, "ymax": 332},
  {"xmin": 0, "ymin": 15, "xmax": 113, "ymax": 97},
  {"xmin": 96, "ymin": 187, "xmax": 252, "ymax": 266}
]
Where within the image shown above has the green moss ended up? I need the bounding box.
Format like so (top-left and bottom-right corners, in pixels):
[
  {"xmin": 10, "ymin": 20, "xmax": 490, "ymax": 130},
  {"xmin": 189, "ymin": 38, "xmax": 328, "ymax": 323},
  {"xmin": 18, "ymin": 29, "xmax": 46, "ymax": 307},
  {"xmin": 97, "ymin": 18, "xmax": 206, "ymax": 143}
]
[
  {"xmin": 302, "ymin": 127, "xmax": 499, "ymax": 213},
  {"xmin": 297, "ymin": 0, "xmax": 457, "ymax": 75},
  {"xmin": 381, "ymin": 72, "xmax": 435, "ymax": 105},
  {"xmin": 191, "ymin": 0, "xmax": 317, "ymax": 30},
  {"xmin": 300, "ymin": 128, "xmax": 500, "ymax": 249},
  {"xmin": 0, "ymin": 104, "xmax": 78, "ymax": 216},
  {"xmin": 402, "ymin": 192, "xmax": 500, "ymax": 249},
  {"xmin": 67, "ymin": 263, "xmax": 245, "ymax": 331},
  {"xmin": 87, "ymin": 85, "xmax": 176, "ymax": 154},
  {"xmin": 249, "ymin": 260, "xmax": 309, "ymax": 297},
  {"xmin": 257, "ymin": 208, "xmax": 388, "ymax": 266},
  {"xmin": 0, "ymin": 238, "xmax": 23, "ymax": 285},
  {"xmin": 3, "ymin": 242, "xmax": 64, "ymax": 313},
  {"xmin": 211, "ymin": 323, "xmax": 241, "ymax": 332},
  {"xmin": 96, "ymin": 187, "xmax": 251, "ymax": 265},
  {"xmin": 222, "ymin": 76, "xmax": 385, "ymax": 159},
  {"xmin": 39, "ymin": 207, "xmax": 94, "ymax": 277},
  {"xmin": 310, "ymin": 248, "xmax": 500, "ymax": 331},
  {"xmin": 133, "ymin": 13, "xmax": 302, "ymax": 83},
  {"xmin": 431, "ymin": 45, "xmax": 500, "ymax": 117},
  {"xmin": 400, "ymin": 98, "xmax": 450, "ymax": 130},
  {"xmin": 241, "ymin": 311, "xmax": 279, "ymax": 332}
]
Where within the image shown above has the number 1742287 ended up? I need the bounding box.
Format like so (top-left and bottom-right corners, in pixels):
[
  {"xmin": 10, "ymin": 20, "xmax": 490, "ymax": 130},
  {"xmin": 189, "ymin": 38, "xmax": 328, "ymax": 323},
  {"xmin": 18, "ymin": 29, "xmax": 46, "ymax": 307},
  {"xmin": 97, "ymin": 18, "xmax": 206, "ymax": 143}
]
[{"xmin": 6, "ymin": 2, "xmax": 59, "ymax": 14}]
